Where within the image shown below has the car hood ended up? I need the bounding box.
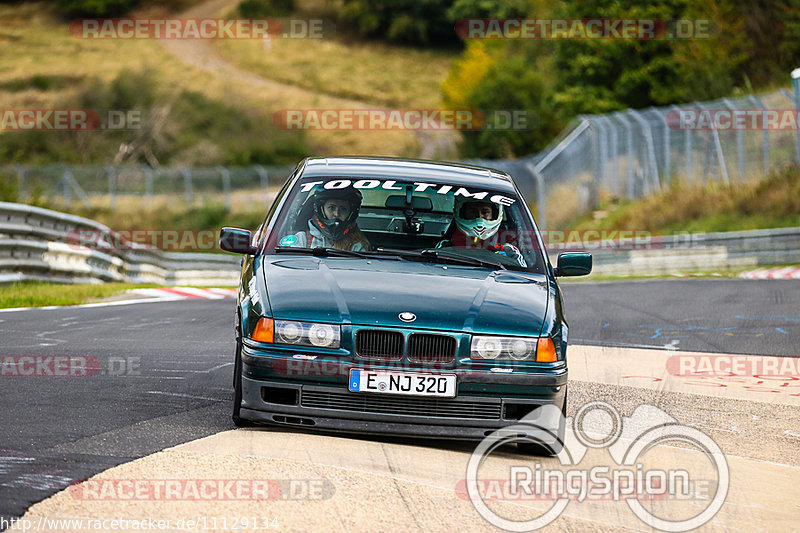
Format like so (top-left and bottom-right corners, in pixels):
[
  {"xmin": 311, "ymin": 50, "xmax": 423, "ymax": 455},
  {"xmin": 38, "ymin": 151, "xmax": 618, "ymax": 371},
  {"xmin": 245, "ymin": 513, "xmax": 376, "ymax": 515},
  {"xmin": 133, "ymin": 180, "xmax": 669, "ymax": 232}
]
[{"xmin": 262, "ymin": 256, "xmax": 550, "ymax": 337}]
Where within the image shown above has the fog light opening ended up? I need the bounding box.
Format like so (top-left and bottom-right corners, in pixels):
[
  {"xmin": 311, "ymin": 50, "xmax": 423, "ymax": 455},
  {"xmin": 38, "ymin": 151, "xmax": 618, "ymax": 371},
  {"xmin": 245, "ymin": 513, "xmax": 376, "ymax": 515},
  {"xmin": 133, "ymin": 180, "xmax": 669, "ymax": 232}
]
[
  {"xmin": 261, "ymin": 386, "xmax": 298, "ymax": 406},
  {"xmin": 504, "ymin": 403, "xmax": 538, "ymax": 420}
]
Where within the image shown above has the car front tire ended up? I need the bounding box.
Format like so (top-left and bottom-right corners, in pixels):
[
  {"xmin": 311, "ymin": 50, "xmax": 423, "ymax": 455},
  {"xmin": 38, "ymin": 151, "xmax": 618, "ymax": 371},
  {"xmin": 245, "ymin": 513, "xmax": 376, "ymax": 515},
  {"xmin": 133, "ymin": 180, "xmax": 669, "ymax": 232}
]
[{"xmin": 232, "ymin": 338, "xmax": 255, "ymax": 428}]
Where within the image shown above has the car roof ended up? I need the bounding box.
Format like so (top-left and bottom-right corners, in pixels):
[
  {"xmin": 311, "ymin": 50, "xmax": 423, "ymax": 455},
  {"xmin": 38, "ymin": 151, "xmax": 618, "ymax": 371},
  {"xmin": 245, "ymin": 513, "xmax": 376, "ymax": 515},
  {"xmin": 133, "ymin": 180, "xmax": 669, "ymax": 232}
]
[{"xmin": 298, "ymin": 157, "xmax": 518, "ymax": 193}]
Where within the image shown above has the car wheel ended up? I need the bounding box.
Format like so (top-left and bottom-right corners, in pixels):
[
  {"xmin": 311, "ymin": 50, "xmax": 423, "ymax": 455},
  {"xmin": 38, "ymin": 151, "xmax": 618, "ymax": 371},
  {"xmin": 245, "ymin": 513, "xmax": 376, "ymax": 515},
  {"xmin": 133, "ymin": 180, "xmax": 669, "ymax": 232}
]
[
  {"xmin": 516, "ymin": 388, "xmax": 567, "ymax": 456},
  {"xmin": 232, "ymin": 338, "xmax": 255, "ymax": 428}
]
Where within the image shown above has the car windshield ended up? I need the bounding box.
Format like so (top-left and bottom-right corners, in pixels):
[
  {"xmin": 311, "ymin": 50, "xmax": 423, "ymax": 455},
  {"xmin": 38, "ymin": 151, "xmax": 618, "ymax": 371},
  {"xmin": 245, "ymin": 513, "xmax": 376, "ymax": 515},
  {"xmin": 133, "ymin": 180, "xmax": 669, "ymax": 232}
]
[{"xmin": 264, "ymin": 176, "xmax": 546, "ymax": 273}]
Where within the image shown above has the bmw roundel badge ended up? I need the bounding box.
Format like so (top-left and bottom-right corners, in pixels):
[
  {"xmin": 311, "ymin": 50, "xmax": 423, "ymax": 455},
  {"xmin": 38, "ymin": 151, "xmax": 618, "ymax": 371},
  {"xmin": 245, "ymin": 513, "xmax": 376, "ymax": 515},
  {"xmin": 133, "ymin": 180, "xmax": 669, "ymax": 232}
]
[{"xmin": 399, "ymin": 312, "xmax": 416, "ymax": 322}]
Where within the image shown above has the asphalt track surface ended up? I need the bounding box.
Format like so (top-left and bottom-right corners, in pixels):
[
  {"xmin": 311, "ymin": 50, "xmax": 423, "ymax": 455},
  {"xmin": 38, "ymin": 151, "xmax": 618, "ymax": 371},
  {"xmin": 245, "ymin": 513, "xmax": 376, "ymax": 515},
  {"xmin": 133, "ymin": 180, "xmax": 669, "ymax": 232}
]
[{"xmin": 1, "ymin": 279, "xmax": 798, "ymax": 531}]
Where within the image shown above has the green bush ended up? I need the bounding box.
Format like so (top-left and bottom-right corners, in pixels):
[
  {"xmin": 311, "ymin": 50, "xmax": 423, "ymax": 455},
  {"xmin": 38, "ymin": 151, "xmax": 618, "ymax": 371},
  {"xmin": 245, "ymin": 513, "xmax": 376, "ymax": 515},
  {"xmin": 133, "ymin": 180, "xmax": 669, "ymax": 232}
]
[
  {"xmin": 56, "ymin": 0, "xmax": 142, "ymax": 17},
  {"xmin": 238, "ymin": 0, "xmax": 294, "ymax": 18},
  {"xmin": 339, "ymin": 0, "xmax": 458, "ymax": 46},
  {"xmin": 457, "ymin": 56, "xmax": 562, "ymax": 158},
  {"xmin": 0, "ymin": 170, "xmax": 19, "ymax": 202}
]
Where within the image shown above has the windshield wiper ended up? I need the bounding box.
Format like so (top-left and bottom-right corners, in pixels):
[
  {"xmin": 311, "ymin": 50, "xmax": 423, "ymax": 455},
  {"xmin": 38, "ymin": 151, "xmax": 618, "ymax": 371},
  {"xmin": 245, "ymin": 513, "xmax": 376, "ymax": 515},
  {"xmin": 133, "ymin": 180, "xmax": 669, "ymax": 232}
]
[
  {"xmin": 375, "ymin": 247, "xmax": 506, "ymax": 270},
  {"xmin": 275, "ymin": 246, "xmax": 368, "ymax": 258},
  {"xmin": 275, "ymin": 246, "xmax": 395, "ymax": 260}
]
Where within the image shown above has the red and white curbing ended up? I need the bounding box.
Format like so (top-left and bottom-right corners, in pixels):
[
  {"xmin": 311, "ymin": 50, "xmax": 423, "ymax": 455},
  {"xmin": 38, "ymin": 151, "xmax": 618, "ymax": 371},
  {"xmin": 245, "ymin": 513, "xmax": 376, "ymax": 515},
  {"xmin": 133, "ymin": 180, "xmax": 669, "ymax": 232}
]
[
  {"xmin": 132, "ymin": 287, "xmax": 238, "ymax": 300},
  {"xmin": 739, "ymin": 266, "xmax": 800, "ymax": 279}
]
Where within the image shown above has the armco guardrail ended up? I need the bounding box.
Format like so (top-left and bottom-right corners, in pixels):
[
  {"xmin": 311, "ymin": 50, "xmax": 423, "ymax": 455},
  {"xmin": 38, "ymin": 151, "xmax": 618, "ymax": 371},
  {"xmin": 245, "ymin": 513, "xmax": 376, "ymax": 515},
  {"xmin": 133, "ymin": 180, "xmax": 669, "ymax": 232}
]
[
  {"xmin": 2, "ymin": 202, "xmax": 797, "ymax": 282},
  {"xmin": 0, "ymin": 202, "xmax": 241, "ymax": 286},
  {"xmin": 547, "ymin": 227, "xmax": 800, "ymax": 276}
]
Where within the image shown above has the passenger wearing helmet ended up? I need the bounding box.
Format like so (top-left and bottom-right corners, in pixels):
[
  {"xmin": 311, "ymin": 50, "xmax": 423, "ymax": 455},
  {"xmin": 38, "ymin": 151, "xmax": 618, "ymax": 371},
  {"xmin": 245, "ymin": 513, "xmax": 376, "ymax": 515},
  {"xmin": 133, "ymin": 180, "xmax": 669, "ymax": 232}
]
[
  {"xmin": 283, "ymin": 186, "xmax": 371, "ymax": 251},
  {"xmin": 438, "ymin": 197, "xmax": 526, "ymax": 267}
]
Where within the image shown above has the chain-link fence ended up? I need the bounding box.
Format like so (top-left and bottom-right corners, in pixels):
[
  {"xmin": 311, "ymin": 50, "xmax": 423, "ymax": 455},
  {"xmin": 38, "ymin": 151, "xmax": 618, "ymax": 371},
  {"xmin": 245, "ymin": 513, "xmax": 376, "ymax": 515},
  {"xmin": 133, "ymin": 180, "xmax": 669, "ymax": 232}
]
[
  {"xmin": 469, "ymin": 88, "xmax": 800, "ymax": 230},
  {"xmin": 0, "ymin": 164, "xmax": 296, "ymax": 210},
  {"xmin": 3, "ymin": 89, "xmax": 799, "ymax": 226}
]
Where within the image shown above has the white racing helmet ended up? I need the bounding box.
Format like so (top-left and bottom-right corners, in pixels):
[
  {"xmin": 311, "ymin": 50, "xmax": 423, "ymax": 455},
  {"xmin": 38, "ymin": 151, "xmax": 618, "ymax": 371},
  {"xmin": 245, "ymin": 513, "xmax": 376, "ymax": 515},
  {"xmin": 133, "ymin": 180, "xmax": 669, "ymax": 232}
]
[{"xmin": 453, "ymin": 197, "xmax": 503, "ymax": 240}]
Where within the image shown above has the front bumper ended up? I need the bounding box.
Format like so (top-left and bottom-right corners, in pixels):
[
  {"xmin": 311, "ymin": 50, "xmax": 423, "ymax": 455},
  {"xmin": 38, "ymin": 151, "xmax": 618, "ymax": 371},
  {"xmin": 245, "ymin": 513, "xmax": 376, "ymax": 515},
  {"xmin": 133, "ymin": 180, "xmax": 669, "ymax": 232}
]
[{"xmin": 238, "ymin": 368, "xmax": 568, "ymax": 441}]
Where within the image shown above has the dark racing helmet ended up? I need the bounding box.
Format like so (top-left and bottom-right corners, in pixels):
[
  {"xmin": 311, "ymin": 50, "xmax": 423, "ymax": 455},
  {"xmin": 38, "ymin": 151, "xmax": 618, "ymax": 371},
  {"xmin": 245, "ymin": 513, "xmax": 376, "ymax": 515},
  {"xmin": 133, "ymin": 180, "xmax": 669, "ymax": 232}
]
[{"xmin": 310, "ymin": 186, "xmax": 363, "ymax": 241}]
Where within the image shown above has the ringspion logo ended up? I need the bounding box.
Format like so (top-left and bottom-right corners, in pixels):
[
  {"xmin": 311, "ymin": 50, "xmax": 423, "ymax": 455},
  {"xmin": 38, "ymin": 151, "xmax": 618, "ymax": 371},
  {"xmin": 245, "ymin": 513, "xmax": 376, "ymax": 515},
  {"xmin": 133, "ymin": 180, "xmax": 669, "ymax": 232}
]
[{"xmin": 466, "ymin": 402, "xmax": 728, "ymax": 531}]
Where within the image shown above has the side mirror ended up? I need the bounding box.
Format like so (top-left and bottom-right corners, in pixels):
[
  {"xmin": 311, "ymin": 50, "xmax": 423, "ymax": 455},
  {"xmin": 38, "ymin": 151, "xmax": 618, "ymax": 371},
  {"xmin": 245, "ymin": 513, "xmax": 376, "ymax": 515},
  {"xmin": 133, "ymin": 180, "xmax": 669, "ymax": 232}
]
[
  {"xmin": 219, "ymin": 227, "xmax": 256, "ymax": 254},
  {"xmin": 554, "ymin": 252, "xmax": 592, "ymax": 277}
]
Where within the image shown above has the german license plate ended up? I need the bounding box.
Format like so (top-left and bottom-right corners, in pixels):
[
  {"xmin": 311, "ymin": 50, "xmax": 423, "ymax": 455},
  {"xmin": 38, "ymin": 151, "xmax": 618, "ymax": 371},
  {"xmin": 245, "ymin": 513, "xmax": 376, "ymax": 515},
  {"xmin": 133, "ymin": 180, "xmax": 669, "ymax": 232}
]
[{"xmin": 348, "ymin": 369, "xmax": 456, "ymax": 398}]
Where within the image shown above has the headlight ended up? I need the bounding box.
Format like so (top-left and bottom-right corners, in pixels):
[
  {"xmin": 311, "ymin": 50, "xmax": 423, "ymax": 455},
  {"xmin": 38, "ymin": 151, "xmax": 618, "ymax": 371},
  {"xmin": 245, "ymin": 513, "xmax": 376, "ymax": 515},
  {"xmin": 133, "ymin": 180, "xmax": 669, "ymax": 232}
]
[
  {"xmin": 473, "ymin": 336, "xmax": 503, "ymax": 359},
  {"xmin": 470, "ymin": 335, "xmax": 554, "ymax": 362},
  {"xmin": 273, "ymin": 320, "xmax": 341, "ymax": 348}
]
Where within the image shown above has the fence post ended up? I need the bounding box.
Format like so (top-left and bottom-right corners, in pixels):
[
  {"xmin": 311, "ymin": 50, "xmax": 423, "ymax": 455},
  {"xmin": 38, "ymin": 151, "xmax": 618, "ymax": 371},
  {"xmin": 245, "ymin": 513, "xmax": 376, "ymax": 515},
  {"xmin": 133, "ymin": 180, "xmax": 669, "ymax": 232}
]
[
  {"xmin": 106, "ymin": 165, "xmax": 116, "ymax": 210},
  {"xmin": 656, "ymin": 107, "xmax": 671, "ymax": 182},
  {"xmin": 62, "ymin": 168, "xmax": 72, "ymax": 206},
  {"xmin": 527, "ymin": 160, "xmax": 547, "ymax": 230},
  {"xmin": 748, "ymin": 95, "xmax": 769, "ymax": 176},
  {"xmin": 218, "ymin": 166, "xmax": 231, "ymax": 210},
  {"xmin": 256, "ymin": 165, "xmax": 269, "ymax": 204},
  {"xmin": 594, "ymin": 117, "xmax": 609, "ymax": 191},
  {"xmin": 181, "ymin": 167, "xmax": 193, "ymax": 206},
  {"xmin": 696, "ymin": 101, "xmax": 729, "ymax": 184},
  {"xmin": 793, "ymin": 69, "xmax": 800, "ymax": 162},
  {"xmin": 14, "ymin": 165, "xmax": 24, "ymax": 199},
  {"xmin": 143, "ymin": 166, "xmax": 154, "ymax": 201},
  {"xmin": 628, "ymin": 109, "xmax": 661, "ymax": 195},
  {"xmin": 722, "ymin": 98, "xmax": 744, "ymax": 181},
  {"xmin": 675, "ymin": 105, "xmax": 692, "ymax": 184},
  {"xmin": 611, "ymin": 113, "xmax": 636, "ymax": 200},
  {"xmin": 608, "ymin": 114, "xmax": 620, "ymax": 195}
]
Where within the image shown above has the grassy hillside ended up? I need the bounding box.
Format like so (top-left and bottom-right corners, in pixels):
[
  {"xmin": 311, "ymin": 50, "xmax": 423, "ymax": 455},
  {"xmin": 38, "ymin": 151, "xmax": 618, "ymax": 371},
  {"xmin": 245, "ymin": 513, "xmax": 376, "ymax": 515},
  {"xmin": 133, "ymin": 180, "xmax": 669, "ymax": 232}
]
[
  {"xmin": 214, "ymin": 31, "xmax": 455, "ymax": 108},
  {"xmin": 0, "ymin": 1, "xmax": 423, "ymax": 162},
  {"xmin": 562, "ymin": 164, "xmax": 800, "ymax": 234}
]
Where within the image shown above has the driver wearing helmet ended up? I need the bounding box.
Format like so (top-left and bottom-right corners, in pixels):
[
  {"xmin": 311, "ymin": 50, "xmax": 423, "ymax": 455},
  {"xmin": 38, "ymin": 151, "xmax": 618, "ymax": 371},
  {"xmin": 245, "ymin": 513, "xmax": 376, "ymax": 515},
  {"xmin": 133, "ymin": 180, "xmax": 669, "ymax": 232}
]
[
  {"xmin": 284, "ymin": 186, "xmax": 371, "ymax": 251},
  {"xmin": 439, "ymin": 197, "xmax": 526, "ymax": 267}
]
